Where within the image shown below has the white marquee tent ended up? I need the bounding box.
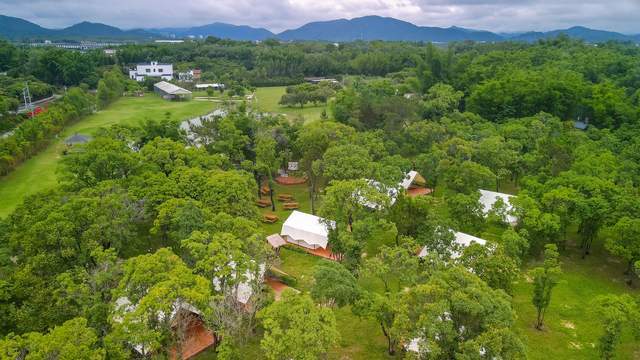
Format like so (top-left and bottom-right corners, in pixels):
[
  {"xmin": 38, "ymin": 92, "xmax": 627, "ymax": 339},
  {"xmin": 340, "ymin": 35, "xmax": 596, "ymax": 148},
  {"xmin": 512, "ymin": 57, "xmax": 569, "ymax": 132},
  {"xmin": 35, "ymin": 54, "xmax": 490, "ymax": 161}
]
[
  {"xmin": 478, "ymin": 189, "xmax": 518, "ymax": 225},
  {"xmin": 418, "ymin": 230, "xmax": 487, "ymax": 259},
  {"xmin": 281, "ymin": 211, "xmax": 335, "ymax": 249}
]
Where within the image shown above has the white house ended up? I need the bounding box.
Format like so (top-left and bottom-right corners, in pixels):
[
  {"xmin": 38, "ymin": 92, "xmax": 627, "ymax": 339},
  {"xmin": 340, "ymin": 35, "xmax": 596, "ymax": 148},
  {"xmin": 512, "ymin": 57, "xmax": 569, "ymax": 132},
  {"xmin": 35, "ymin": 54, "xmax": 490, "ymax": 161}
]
[
  {"xmin": 281, "ymin": 211, "xmax": 335, "ymax": 250},
  {"xmin": 129, "ymin": 61, "xmax": 173, "ymax": 82},
  {"xmin": 418, "ymin": 230, "xmax": 487, "ymax": 259},
  {"xmin": 478, "ymin": 189, "xmax": 518, "ymax": 225}
]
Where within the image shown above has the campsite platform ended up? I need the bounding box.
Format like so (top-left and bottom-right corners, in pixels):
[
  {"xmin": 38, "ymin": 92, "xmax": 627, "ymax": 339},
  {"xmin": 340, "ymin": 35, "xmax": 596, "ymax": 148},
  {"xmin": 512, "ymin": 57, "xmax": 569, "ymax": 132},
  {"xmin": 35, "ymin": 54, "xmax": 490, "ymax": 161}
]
[
  {"xmin": 169, "ymin": 317, "xmax": 216, "ymax": 360},
  {"xmin": 275, "ymin": 176, "xmax": 307, "ymax": 185},
  {"xmin": 265, "ymin": 277, "xmax": 299, "ymax": 301},
  {"xmin": 407, "ymin": 187, "xmax": 433, "ymax": 197},
  {"xmin": 294, "ymin": 244, "xmax": 338, "ymax": 261}
]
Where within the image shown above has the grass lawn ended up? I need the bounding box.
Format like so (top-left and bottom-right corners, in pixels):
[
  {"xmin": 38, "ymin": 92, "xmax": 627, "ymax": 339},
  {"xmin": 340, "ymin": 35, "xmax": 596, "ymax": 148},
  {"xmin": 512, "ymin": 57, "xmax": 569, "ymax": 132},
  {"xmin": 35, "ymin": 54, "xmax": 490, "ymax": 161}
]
[
  {"xmin": 255, "ymin": 86, "xmax": 326, "ymax": 123},
  {"xmin": 512, "ymin": 238, "xmax": 639, "ymax": 359},
  {"xmin": 0, "ymin": 94, "xmax": 215, "ymax": 218},
  {"xmin": 256, "ymin": 182, "xmax": 314, "ymax": 235}
]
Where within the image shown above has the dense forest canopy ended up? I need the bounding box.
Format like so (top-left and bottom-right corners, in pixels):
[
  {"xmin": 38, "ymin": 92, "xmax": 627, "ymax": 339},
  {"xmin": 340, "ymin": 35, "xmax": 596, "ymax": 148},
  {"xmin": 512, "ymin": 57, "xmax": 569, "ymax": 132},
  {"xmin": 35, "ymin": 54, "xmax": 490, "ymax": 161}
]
[{"xmin": 0, "ymin": 35, "xmax": 639, "ymax": 359}]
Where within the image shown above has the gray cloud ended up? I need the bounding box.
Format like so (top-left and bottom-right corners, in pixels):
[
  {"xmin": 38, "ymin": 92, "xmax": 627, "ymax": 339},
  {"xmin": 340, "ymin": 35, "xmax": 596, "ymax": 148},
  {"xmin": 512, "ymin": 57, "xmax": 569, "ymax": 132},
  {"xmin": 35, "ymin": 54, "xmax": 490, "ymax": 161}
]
[{"xmin": 1, "ymin": 0, "xmax": 639, "ymax": 34}]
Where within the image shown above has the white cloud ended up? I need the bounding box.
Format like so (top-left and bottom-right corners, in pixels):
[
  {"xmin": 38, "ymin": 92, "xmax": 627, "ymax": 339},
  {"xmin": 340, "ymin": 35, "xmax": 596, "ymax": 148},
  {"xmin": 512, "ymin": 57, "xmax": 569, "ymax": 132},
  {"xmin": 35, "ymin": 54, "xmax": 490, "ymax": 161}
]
[{"xmin": 1, "ymin": 0, "xmax": 639, "ymax": 34}]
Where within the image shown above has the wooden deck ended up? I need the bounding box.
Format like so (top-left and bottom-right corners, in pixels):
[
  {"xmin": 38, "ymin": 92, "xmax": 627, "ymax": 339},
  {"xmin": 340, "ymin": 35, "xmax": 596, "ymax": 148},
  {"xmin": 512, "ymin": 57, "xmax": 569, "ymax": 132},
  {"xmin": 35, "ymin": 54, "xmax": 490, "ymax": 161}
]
[
  {"xmin": 275, "ymin": 176, "xmax": 307, "ymax": 185},
  {"xmin": 169, "ymin": 318, "xmax": 216, "ymax": 360},
  {"xmin": 287, "ymin": 243, "xmax": 338, "ymax": 260},
  {"xmin": 266, "ymin": 277, "xmax": 297, "ymax": 300},
  {"xmin": 407, "ymin": 187, "xmax": 433, "ymax": 197}
]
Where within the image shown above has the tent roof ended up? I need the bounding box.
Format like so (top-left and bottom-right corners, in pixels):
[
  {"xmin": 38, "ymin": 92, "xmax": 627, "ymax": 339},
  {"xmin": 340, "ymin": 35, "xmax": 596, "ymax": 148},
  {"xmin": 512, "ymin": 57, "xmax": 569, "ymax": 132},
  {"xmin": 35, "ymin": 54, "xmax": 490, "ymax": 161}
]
[
  {"xmin": 64, "ymin": 133, "xmax": 91, "ymax": 144},
  {"xmin": 478, "ymin": 189, "xmax": 517, "ymax": 224},
  {"xmin": 154, "ymin": 81, "xmax": 192, "ymax": 95},
  {"xmin": 266, "ymin": 234, "xmax": 287, "ymax": 249},
  {"xmin": 281, "ymin": 211, "xmax": 335, "ymax": 249},
  {"xmin": 399, "ymin": 170, "xmax": 426, "ymax": 190},
  {"xmin": 282, "ymin": 211, "xmax": 334, "ymax": 238},
  {"xmin": 418, "ymin": 230, "xmax": 487, "ymax": 258}
]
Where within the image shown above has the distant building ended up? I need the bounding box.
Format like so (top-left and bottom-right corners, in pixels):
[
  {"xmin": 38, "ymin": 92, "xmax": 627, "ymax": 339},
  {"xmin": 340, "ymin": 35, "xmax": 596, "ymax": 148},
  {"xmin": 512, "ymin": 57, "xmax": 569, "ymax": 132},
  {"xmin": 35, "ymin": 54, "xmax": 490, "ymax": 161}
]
[
  {"xmin": 303, "ymin": 77, "xmax": 339, "ymax": 85},
  {"xmin": 195, "ymin": 83, "xmax": 225, "ymax": 90},
  {"xmin": 103, "ymin": 49, "xmax": 117, "ymax": 56},
  {"xmin": 64, "ymin": 133, "xmax": 91, "ymax": 146},
  {"xmin": 177, "ymin": 69, "xmax": 202, "ymax": 82},
  {"xmin": 129, "ymin": 61, "xmax": 173, "ymax": 82},
  {"xmin": 574, "ymin": 121, "xmax": 589, "ymax": 130},
  {"xmin": 154, "ymin": 39, "xmax": 185, "ymax": 44},
  {"xmin": 154, "ymin": 81, "xmax": 192, "ymax": 101}
]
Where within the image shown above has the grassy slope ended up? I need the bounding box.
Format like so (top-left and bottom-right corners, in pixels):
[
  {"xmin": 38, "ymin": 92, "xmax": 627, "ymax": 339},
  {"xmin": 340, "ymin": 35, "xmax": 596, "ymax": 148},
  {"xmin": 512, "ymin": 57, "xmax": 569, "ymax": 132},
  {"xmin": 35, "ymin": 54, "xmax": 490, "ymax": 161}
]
[
  {"xmin": 254, "ymin": 86, "xmax": 327, "ymax": 123},
  {"xmin": 0, "ymin": 95, "xmax": 215, "ymax": 217}
]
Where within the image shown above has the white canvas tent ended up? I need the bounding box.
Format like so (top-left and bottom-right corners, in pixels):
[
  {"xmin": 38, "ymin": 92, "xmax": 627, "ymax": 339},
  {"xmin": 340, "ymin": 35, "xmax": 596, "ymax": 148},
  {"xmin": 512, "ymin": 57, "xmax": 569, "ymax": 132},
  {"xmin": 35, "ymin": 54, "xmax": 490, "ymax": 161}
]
[
  {"xmin": 212, "ymin": 262, "xmax": 266, "ymax": 305},
  {"xmin": 418, "ymin": 231, "xmax": 487, "ymax": 259},
  {"xmin": 281, "ymin": 211, "xmax": 335, "ymax": 249},
  {"xmin": 359, "ymin": 170, "xmax": 429, "ymax": 210},
  {"xmin": 478, "ymin": 189, "xmax": 518, "ymax": 225}
]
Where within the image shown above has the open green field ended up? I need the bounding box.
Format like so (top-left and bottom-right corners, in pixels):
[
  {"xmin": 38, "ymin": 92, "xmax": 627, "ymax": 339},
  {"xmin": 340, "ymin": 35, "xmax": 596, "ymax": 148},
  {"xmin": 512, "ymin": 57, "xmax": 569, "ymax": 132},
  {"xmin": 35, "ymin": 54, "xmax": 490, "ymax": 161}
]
[
  {"xmin": 513, "ymin": 239, "xmax": 639, "ymax": 359},
  {"xmin": 255, "ymin": 86, "xmax": 327, "ymax": 122},
  {"xmin": 0, "ymin": 95, "xmax": 215, "ymax": 218}
]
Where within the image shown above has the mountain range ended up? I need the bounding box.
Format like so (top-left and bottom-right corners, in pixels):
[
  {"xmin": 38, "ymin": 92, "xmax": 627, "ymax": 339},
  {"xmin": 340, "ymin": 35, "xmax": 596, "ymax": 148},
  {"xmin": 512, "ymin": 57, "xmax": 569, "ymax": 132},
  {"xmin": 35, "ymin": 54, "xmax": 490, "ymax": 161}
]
[
  {"xmin": 1, "ymin": 14, "xmax": 639, "ymax": 44},
  {"xmin": 0, "ymin": 15, "xmax": 155, "ymax": 41}
]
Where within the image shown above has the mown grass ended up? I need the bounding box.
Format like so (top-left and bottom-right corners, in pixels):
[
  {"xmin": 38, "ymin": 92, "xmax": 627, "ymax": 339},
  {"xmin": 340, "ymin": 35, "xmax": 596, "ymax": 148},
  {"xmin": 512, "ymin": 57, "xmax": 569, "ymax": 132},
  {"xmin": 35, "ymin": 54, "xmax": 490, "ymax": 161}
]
[
  {"xmin": 255, "ymin": 86, "xmax": 327, "ymax": 123},
  {"xmin": 0, "ymin": 94, "xmax": 215, "ymax": 218},
  {"xmin": 512, "ymin": 238, "xmax": 639, "ymax": 360}
]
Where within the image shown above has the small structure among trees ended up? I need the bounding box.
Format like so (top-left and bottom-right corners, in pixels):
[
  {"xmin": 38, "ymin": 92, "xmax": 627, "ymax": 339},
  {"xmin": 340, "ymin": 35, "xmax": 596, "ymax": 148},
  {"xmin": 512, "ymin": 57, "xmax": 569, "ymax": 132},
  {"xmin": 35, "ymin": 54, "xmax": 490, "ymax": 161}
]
[
  {"xmin": 64, "ymin": 133, "xmax": 91, "ymax": 146},
  {"xmin": 154, "ymin": 81, "xmax": 192, "ymax": 101},
  {"xmin": 399, "ymin": 170, "xmax": 432, "ymax": 197},
  {"xmin": 479, "ymin": 189, "xmax": 518, "ymax": 225},
  {"xmin": 418, "ymin": 230, "xmax": 487, "ymax": 259}
]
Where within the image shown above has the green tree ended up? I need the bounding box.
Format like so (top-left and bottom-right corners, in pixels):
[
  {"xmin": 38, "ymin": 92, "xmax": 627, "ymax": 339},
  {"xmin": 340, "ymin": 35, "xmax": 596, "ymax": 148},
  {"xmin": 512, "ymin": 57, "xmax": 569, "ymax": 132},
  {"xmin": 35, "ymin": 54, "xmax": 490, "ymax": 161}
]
[
  {"xmin": 531, "ymin": 244, "xmax": 562, "ymax": 330},
  {"xmin": 591, "ymin": 294, "xmax": 639, "ymax": 360},
  {"xmin": 422, "ymin": 82, "xmax": 463, "ymax": 119},
  {"xmin": 322, "ymin": 144, "xmax": 373, "ymax": 182},
  {"xmin": 397, "ymin": 267, "xmax": 524, "ymax": 359},
  {"xmin": 0, "ymin": 317, "xmax": 105, "ymax": 359},
  {"xmin": 311, "ymin": 261, "xmax": 360, "ymax": 307},
  {"xmin": 258, "ymin": 290, "xmax": 338, "ymax": 360},
  {"xmin": 605, "ymin": 217, "xmax": 640, "ymax": 274},
  {"xmin": 111, "ymin": 248, "xmax": 211, "ymax": 357}
]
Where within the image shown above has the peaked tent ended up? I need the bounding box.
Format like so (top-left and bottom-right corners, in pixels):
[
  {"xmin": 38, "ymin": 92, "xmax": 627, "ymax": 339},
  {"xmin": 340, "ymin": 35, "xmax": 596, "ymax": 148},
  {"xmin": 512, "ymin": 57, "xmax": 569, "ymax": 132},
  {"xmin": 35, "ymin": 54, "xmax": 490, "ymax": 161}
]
[
  {"xmin": 399, "ymin": 170, "xmax": 432, "ymax": 197},
  {"xmin": 281, "ymin": 210, "xmax": 335, "ymax": 249}
]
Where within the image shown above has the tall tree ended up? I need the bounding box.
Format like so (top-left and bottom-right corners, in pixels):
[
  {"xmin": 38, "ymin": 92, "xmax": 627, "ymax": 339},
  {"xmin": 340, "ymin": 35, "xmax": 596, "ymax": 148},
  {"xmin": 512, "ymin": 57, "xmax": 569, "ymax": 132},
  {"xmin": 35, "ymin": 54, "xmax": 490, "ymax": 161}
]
[
  {"xmin": 531, "ymin": 244, "xmax": 562, "ymax": 330},
  {"xmin": 258, "ymin": 290, "xmax": 338, "ymax": 360}
]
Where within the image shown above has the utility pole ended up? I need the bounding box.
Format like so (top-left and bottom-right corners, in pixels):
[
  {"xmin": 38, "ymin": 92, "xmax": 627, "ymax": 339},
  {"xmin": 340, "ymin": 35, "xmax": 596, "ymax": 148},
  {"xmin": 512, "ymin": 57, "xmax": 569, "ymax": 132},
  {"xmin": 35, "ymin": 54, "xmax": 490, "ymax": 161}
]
[{"xmin": 22, "ymin": 82, "xmax": 34, "ymax": 118}]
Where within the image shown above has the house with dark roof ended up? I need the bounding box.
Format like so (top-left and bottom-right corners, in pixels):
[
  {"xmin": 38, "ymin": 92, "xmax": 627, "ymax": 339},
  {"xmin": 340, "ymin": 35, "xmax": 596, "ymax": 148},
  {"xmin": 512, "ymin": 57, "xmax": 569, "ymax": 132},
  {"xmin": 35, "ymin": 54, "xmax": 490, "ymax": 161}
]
[{"xmin": 64, "ymin": 133, "xmax": 91, "ymax": 145}]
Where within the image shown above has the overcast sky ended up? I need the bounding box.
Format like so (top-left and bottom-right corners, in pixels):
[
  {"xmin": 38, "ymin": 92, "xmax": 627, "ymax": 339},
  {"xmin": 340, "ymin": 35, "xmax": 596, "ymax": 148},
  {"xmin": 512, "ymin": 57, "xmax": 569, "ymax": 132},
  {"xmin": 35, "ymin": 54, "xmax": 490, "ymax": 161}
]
[{"xmin": 2, "ymin": 0, "xmax": 639, "ymax": 34}]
